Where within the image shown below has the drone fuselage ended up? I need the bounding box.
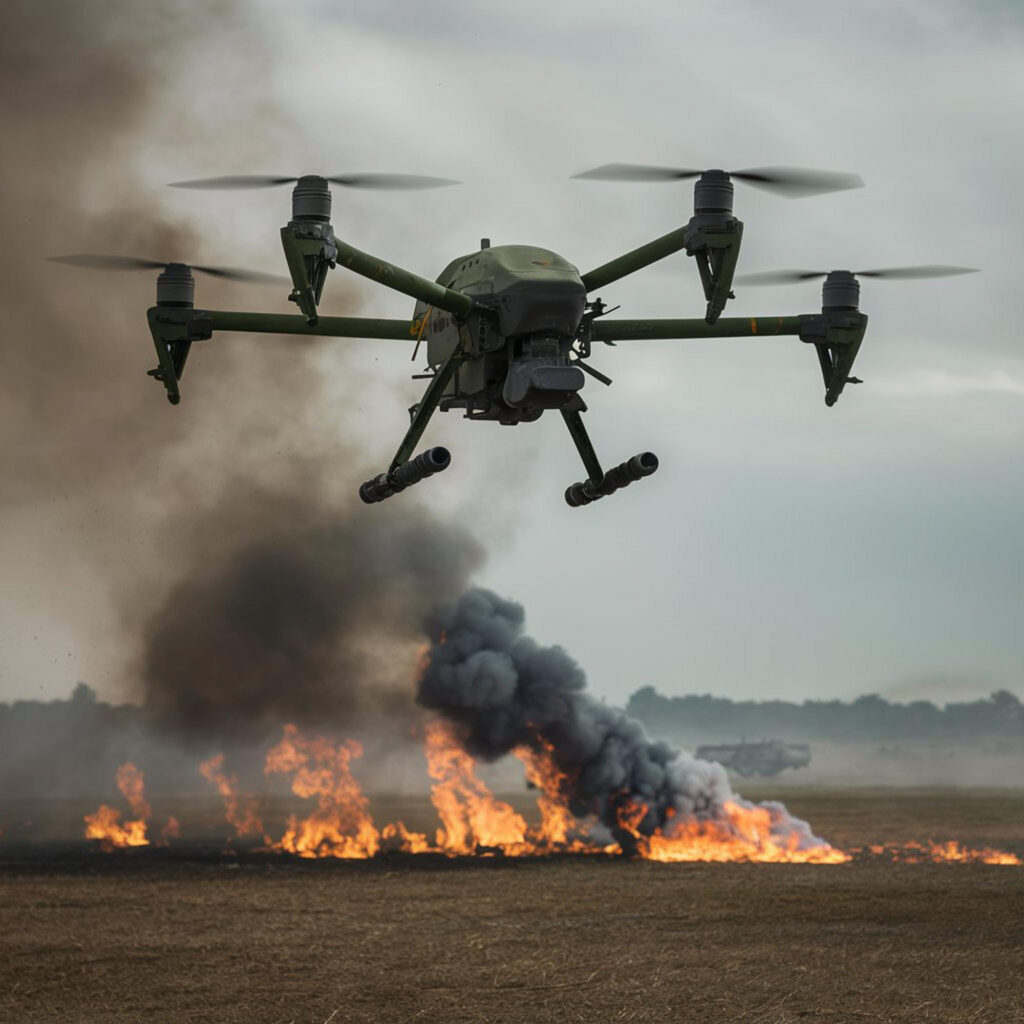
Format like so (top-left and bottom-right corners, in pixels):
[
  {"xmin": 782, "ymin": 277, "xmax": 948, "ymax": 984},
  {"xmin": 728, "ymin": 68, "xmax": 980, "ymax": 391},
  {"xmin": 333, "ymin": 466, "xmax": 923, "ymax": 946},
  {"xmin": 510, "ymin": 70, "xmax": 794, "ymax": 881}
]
[{"xmin": 413, "ymin": 244, "xmax": 588, "ymax": 424}]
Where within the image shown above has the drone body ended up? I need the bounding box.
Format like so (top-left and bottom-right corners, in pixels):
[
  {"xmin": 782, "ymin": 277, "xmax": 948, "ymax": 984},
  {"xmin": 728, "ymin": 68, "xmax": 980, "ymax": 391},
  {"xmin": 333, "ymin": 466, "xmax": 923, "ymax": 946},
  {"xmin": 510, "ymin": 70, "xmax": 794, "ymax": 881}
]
[
  {"xmin": 50, "ymin": 167, "xmax": 976, "ymax": 507},
  {"xmin": 416, "ymin": 243, "xmax": 587, "ymax": 424}
]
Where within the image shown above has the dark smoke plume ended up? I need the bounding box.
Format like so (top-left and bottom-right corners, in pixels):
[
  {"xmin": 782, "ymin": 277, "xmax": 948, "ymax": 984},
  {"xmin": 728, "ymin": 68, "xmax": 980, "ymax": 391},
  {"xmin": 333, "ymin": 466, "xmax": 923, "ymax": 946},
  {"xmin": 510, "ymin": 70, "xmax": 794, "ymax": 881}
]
[
  {"xmin": 0, "ymin": 1, "xmax": 486, "ymax": 754},
  {"xmin": 0, "ymin": 0, "xmax": 313, "ymax": 710},
  {"xmin": 143, "ymin": 478, "xmax": 483, "ymax": 740},
  {"xmin": 418, "ymin": 589, "xmax": 828, "ymax": 849}
]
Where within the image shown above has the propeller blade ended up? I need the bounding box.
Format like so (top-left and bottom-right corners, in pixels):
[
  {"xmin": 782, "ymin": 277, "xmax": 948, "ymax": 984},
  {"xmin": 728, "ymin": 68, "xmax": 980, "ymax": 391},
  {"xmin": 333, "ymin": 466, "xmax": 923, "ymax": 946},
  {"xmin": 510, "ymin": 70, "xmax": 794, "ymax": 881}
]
[
  {"xmin": 572, "ymin": 163, "xmax": 703, "ymax": 182},
  {"xmin": 168, "ymin": 175, "xmax": 299, "ymax": 189},
  {"xmin": 734, "ymin": 269, "xmax": 828, "ymax": 286},
  {"xmin": 574, "ymin": 163, "xmax": 863, "ymax": 197},
  {"xmin": 192, "ymin": 264, "xmax": 291, "ymax": 285},
  {"xmin": 169, "ymin": 173, "xmax": 458, "ymax": 191},
  {"xmin": 47, "ymin": 254, "xmax": 168, "ymax": 272},
  {"xmin": 326, "ymin": 173, "xmax": 459, "ymax": 190},
  {"xmin": 48, "ymin": 254, "xmax": 288, "ymax": 285},
  {"xmin": 730, "ymin": 167, "xmax": 864, "ymax": 197},
  {"xmin": 854, "ymin": 265, "xmax": 978, "ymax": 280},
  {"xmin": 737, "ymin": 265, "xmax": 980, "ymax": 286}
]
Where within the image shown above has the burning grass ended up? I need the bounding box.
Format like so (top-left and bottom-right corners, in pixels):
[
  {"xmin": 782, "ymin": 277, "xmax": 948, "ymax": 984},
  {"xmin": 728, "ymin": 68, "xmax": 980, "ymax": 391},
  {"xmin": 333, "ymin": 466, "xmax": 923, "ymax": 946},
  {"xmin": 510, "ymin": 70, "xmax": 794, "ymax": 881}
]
[
  {"xmin": 2, "ymin": 817, "xmax": 1022, "ymax": 1024},
  {"xmin": 79, "ymin": 725, "xmax": 1023, "ymax": 867}
]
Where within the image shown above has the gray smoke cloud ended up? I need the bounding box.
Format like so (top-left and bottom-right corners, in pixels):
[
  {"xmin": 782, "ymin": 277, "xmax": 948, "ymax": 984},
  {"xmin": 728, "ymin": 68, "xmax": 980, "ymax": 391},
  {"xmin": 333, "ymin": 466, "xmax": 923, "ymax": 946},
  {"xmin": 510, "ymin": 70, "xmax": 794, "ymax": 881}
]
[
  {"xmin": 142, "ymin": 478, "xmax": 483, "ymax": 741},
  {"xmin": 418, "ymin": 588, "xmax": 827, "ymax": 850},
  {"xmin": 0, "ymin": 0, "xmax": 487, "ymax": 749}
]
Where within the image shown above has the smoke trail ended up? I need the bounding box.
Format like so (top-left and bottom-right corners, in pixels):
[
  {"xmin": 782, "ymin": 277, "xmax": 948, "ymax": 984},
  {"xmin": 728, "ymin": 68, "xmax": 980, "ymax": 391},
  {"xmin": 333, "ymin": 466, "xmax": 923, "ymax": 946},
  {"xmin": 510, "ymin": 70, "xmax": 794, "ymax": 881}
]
[{"xmin": 417, "ymin": 588, "xmax": 828, "ymax": 850}]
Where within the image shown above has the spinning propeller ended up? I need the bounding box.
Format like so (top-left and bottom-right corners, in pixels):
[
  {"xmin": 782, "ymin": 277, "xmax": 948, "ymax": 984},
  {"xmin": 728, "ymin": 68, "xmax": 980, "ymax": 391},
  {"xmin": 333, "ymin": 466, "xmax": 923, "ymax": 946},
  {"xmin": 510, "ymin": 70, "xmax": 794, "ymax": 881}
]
[
  {"xmin": 736, "ymin": 265, "xmax": 978, "ymax": 314},
  {"xmin": 573, "ymin": 164, "xmax": 863, "ymax": 198},
  {"xmin": 168, "ymin": 173, "xmax": 459, "ymax": 190},
  {"xmin": 47, "ymin": 254, "xmax": 289, "ymax": 285},
  {"xmin": 48, "ymin": 254, "xmax": 290, "ymax": 312},
  {"xmin": 735, "ymin": 265, "xmax": 978, "ymax": 285}
]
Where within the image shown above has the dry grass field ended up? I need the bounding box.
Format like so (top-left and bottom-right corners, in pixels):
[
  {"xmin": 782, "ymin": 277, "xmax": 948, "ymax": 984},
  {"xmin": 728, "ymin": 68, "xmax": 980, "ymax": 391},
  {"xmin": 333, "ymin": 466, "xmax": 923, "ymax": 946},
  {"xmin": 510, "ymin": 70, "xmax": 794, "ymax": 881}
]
[{"xmin": 2, "ymin": 788, "xmax": 1023, "ymax": 1024}]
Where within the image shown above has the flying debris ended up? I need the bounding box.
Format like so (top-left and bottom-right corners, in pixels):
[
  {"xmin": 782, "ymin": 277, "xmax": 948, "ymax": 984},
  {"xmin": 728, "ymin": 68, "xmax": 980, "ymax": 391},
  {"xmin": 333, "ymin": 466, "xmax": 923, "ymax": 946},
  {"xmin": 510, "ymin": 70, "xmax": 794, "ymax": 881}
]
[{"xmin": 50, "ymin": 165, "xmax": 977, "ymax": 505}]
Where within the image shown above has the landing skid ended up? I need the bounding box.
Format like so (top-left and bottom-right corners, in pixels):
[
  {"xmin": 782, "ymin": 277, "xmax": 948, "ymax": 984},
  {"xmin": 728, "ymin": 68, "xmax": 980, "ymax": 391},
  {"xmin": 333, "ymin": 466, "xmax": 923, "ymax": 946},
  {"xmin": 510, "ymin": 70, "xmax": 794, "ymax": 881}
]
[{"xmin": 561, "ymin": 408, "xmax": 658, "ymax": 507}]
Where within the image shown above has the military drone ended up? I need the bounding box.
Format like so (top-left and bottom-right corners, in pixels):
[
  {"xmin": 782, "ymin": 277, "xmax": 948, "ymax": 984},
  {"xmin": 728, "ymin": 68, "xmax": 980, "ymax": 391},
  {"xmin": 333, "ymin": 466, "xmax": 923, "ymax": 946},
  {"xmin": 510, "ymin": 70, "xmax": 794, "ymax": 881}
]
[{"xmin": 51, "ymin": 165, "xmax": 976, "ymax": 507}]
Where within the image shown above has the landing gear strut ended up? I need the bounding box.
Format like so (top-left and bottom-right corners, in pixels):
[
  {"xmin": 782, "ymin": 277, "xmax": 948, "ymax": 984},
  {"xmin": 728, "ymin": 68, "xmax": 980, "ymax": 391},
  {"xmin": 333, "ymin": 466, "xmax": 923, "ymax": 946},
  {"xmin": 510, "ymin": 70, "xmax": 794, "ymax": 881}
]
[
  {"xmin": 358, "ymin": 334, "xmax": 466, "ymax": 504},
  {"xmin": 561, "ymin": 407, "xmax": 658, "ymax": 508}
]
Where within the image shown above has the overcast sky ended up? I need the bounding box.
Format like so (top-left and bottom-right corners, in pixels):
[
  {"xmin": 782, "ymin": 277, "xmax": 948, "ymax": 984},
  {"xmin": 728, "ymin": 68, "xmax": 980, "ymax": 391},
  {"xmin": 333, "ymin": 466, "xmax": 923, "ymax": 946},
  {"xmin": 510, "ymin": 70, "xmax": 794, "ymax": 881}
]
[{"xmin": 3, "ymin": 0, "xmax": 1022, "ymax": 708}]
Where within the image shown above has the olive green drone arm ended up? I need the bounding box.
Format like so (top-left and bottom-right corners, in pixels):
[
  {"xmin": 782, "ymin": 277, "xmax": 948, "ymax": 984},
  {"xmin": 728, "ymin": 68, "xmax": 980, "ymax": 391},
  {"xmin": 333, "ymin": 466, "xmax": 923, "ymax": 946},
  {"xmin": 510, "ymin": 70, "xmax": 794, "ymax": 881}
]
[
  {"xmin": 590, "ymin": 315, "xmax": 803, "ymax": 342},
  {"xmin": 590, "ymin": 312, "xmax": 869, "ymax": 407},
  {"xmin": 205, "ymin": 310, "xmax": 416, "ymax": 339},
  {"xmin": 580, "ymin": 227, "xmax": 691, "ymax": 293},
  {"xmin": 145, "ymin": 306, "xmax": 418, "ymax": 404},
  {"xmin": 332, "ymin": 237, "xmax": 475, "ymax": 319}
]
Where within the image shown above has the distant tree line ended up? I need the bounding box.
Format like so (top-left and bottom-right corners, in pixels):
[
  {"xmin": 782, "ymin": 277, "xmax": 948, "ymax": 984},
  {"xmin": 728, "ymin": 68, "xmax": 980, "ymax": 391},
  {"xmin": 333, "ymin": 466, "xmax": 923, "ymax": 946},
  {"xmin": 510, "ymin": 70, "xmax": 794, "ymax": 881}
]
[
  {"xmin": 3, "ymin": 683, "xmax": 1022, "ymax": 799},
  {"xmin": 0, "ymin": 683, "xmax": 241, "ymax": 798},
  {"xmin": 625, "ymin": 687, "xmax": 1024, "ymax": 743}
]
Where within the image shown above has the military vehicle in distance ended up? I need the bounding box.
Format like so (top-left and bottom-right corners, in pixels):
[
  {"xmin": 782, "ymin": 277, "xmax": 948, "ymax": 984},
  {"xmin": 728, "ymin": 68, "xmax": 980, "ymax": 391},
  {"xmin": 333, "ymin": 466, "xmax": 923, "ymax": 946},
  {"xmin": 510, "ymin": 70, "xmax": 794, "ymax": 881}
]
[{"xmin": 696, "ymin": 740, "xmax": 811, "ymax": 777}]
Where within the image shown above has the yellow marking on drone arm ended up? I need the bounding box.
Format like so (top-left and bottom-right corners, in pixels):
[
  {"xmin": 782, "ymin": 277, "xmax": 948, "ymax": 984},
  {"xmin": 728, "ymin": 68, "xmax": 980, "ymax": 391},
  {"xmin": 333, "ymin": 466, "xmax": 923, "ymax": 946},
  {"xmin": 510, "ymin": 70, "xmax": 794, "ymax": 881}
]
[
  {"xmin": 410, "ymin": 306, "xmax": 432, "ymax": 340},
  {"xmin": 750, "ymin": 318, "xmax": 758, "ymax": 334}
]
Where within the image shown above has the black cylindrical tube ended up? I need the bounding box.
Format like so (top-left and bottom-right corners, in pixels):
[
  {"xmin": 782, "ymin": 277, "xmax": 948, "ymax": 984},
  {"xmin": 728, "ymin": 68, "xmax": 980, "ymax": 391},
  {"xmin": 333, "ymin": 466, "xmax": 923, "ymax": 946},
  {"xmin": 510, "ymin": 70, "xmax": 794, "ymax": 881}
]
[
  {"xmin": 359, "ymin": 447, "xmax": 451, "ymax": 505},
  {"xmin": 566, "ymin": 452, "xmax": 658, "ymax": 507},
  {"xmin": 600, "ymin": 452, "xmax": 659, "ymax": 495},
  {"xmin": 390, "ymin": 447, "xmax": 451, "ymax": 489},
  {"xmin": 565, "ymin": 481, "xmax": 598, "ymax": 507},
  {"xmin": 359, "ymin": 474, "xmax": 395, "ymax": 504}
]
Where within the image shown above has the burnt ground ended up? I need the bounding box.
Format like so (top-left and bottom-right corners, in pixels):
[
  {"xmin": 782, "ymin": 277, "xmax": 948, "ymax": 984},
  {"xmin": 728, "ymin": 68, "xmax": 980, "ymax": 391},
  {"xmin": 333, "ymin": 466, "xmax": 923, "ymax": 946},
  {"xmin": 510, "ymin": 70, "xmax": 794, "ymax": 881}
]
[{"xmin": 2, "ymin": 788, "xmax": 1023, "ymax": 1024}]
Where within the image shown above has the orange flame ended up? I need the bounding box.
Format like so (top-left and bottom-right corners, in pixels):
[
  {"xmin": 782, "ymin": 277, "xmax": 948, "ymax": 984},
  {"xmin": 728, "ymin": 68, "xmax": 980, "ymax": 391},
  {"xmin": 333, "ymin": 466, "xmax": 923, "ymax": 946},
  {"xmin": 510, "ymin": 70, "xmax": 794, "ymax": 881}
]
[
  {"xmin": 512, "ymin": 742, "xmax": 613, "ymax": 853},
  {"xmin": 85, "ymin": 729, "xmax": 1020, "ymax": 867},
  {"xmin": 863, "ymin": 840, "xmax": 1022, "ymax": 865},
  {"xmin": 424, "ymin": 719, "xmax": 528, "ymax": 853},
  {"xmin": 620, "ymin": 799, "xmax": 851, "ymax": 864},
  {"xmin": 83, "ymin": 762, "xmax": 151, "ymax": 849},
  {"xmin": 263, "ymin": 724, "xmax": 386, "ymax": 858},
  {"xmin": 199, "ymin": 754, "xmax": 265, "ymax": 839}
]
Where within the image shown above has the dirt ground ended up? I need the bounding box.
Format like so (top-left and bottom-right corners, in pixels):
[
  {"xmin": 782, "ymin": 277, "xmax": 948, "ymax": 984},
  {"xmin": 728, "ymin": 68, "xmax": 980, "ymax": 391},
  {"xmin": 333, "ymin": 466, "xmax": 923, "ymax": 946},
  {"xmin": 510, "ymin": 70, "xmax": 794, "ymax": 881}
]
[{"xmin": 2, "ymin": 788, "xmax": 1023, "ymax": 1024}]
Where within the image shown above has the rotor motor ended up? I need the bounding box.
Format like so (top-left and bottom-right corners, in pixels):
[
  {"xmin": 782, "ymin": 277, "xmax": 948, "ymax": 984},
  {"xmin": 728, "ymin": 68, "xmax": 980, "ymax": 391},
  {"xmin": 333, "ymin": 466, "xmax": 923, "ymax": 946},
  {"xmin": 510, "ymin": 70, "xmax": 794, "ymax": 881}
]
[
  {"xmin": 693, "ymin": 170, "xmax": 735, "ymax": 215},
  {"xmin": 155, "ymin": 263, "xmax": 196, "ymax": 307},
  {"xmin": 821, "ymin": 271, "xmax": 861, "ymax": 311},
  {"xmin": 291, "ymin": 175, "xmax": 333, "ymax": 222}
]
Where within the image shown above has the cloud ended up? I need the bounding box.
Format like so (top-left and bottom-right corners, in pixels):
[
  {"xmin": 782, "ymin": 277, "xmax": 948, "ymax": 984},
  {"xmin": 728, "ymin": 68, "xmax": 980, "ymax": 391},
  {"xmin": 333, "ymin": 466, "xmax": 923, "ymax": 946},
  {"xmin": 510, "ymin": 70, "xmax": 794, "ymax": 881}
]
[{"xmin": 873, "ymin": 369, "xmax": 1024, "ymax": 399}]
